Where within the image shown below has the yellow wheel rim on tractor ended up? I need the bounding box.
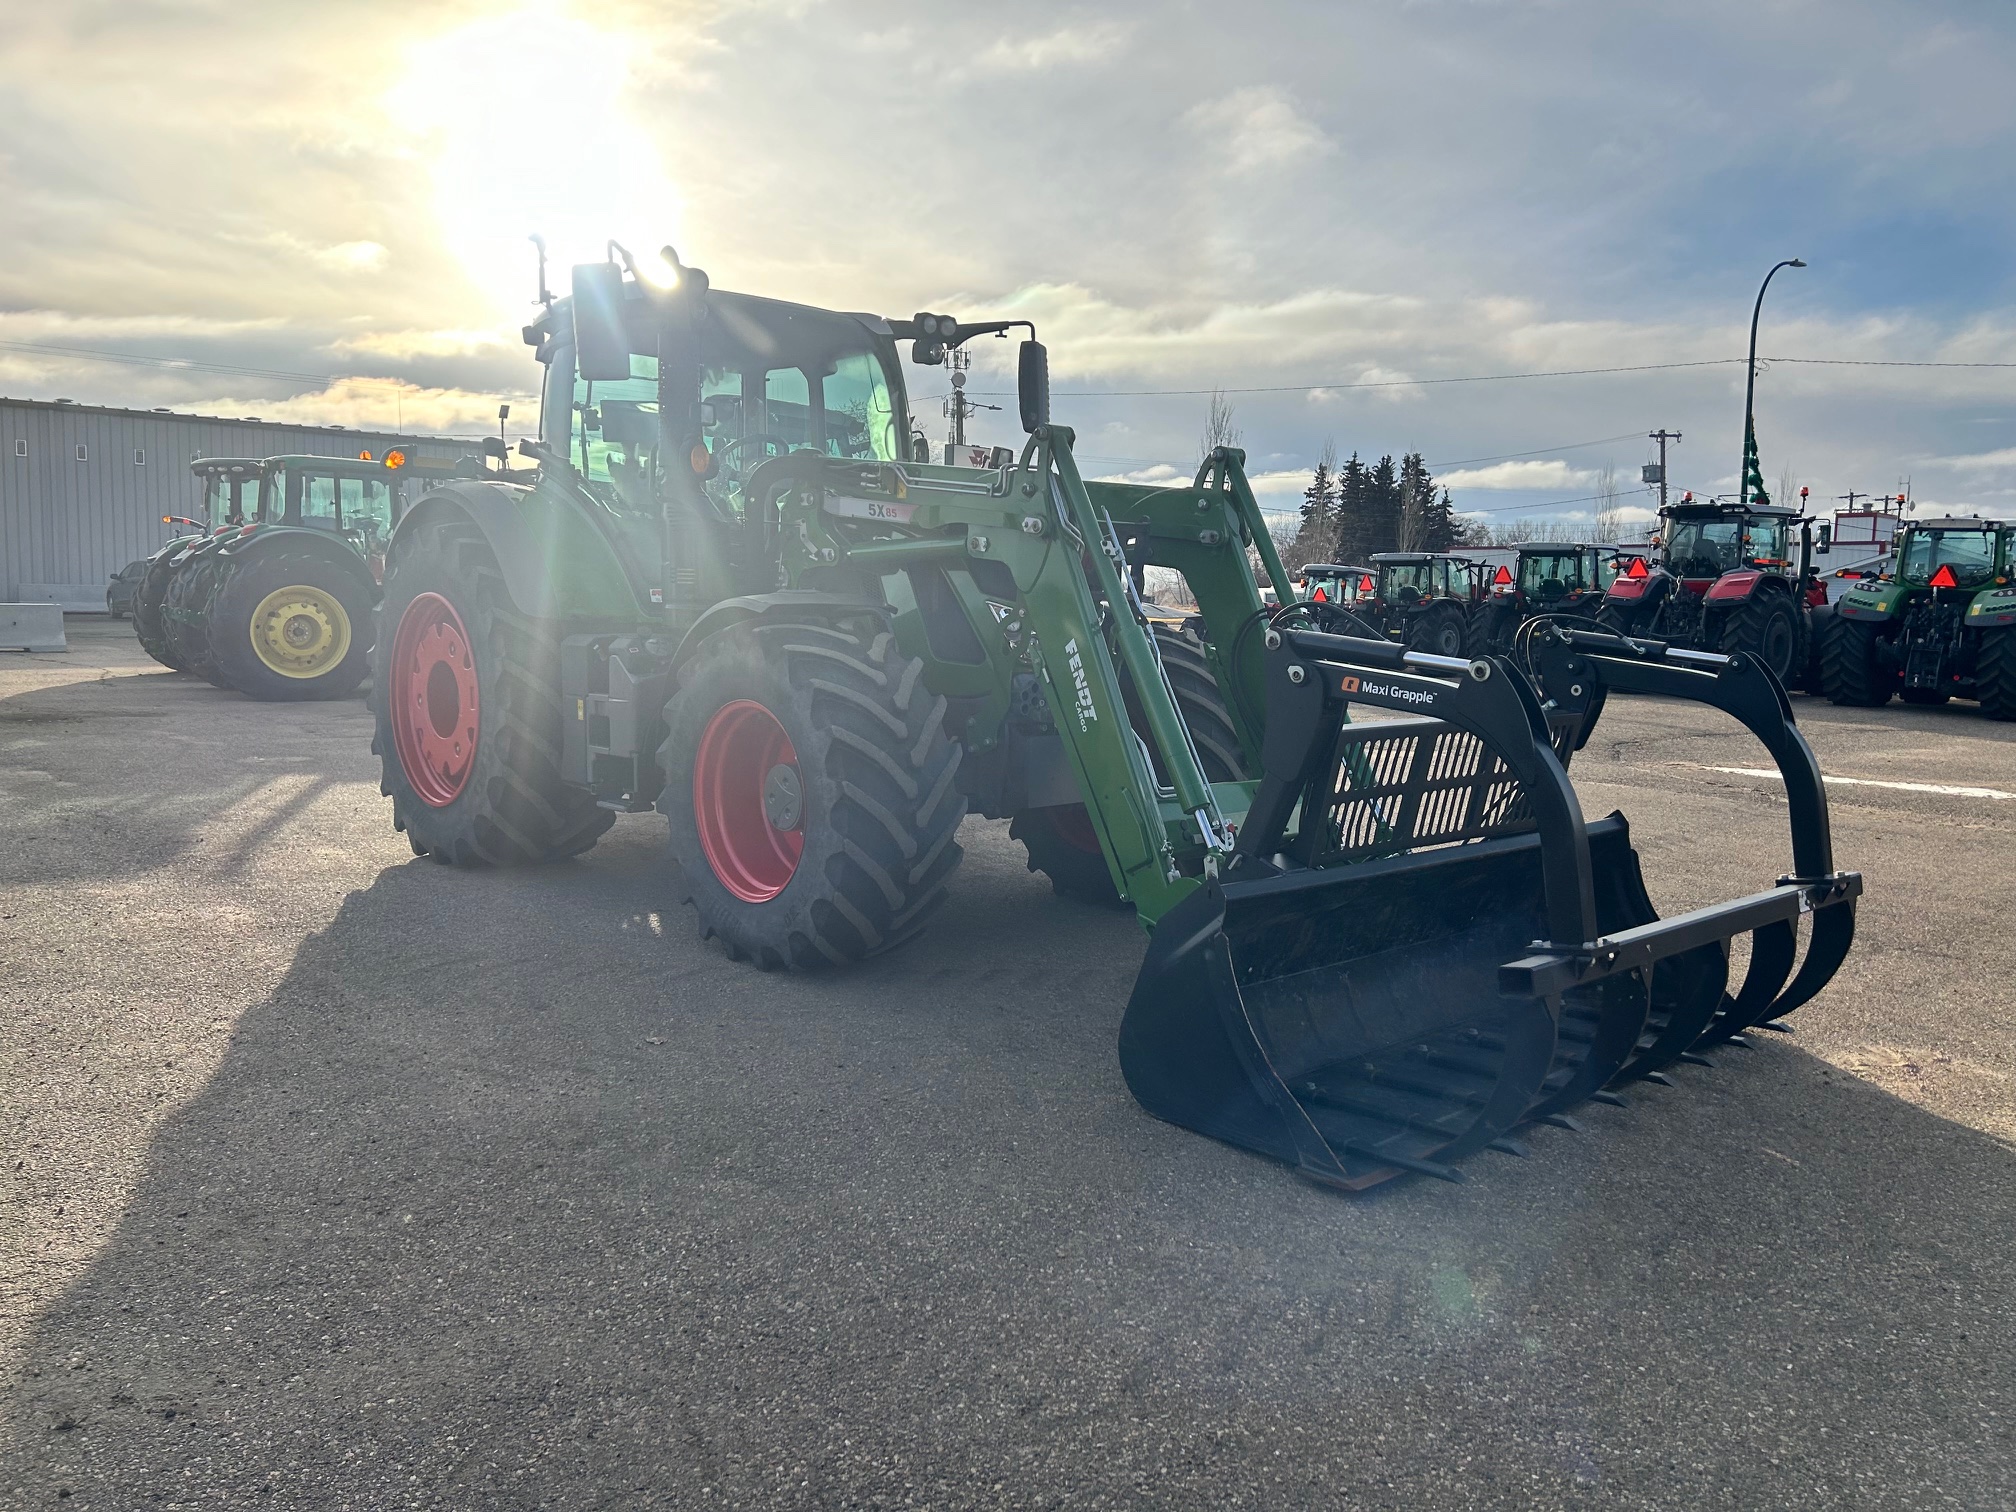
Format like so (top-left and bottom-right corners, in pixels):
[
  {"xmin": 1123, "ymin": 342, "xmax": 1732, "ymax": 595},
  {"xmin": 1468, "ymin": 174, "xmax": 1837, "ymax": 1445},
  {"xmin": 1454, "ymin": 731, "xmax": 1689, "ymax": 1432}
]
[{"xmin": 248, "ymin": 584, "xmax": 352, "ymax": 678}]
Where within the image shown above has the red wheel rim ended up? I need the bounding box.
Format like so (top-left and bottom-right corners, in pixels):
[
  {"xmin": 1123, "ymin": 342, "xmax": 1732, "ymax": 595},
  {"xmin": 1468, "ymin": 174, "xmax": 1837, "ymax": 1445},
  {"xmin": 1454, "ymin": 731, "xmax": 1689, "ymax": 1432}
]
[
  {"xmin": 693, "ymin": 700, "xmax": 803, "ymax": 903},
  {"xmin": 390, "ymin": 592, "xmax": 479, "ymax": 808}
]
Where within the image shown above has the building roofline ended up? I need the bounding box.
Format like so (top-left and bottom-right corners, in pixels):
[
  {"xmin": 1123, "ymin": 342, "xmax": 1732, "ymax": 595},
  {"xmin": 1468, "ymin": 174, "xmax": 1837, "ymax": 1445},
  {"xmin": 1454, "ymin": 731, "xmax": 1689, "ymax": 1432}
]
[{"xmin": 0, "ymin": 392, "xmax": 467, "ymax": 443}]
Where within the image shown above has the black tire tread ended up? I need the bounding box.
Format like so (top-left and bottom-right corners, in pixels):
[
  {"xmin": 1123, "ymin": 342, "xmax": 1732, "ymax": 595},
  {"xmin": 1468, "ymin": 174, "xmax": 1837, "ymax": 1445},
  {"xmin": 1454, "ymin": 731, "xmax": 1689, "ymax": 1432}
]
[
  {"xmin": 1720, "ymin": 591, "xmax": 1804, "ymax": 683},
  {"xmin": 1820, "ymin": 614, "xmax": 1895, "ymax": 707},
  {"xmin": 373, "ymin": 519, "xmax": 614, "ymax": 866},
  {"xmin": 1978, "ymin": 628, "xmax": 2016, "ymax": 720},
  {"xmin": 208, "ymin": 546, "xmax": 375, "ymax": 701},
  {"xmin": 663, "ymin": 620, "xmax": 966, "ymax": 969}
]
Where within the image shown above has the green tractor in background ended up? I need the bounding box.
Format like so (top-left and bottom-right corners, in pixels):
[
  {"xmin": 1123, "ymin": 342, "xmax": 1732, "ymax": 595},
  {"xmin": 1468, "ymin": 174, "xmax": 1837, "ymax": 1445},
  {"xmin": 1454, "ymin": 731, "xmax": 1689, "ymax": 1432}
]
[
  {"xmin": 364, "ymin": 248, "xmax": 1859, "ymax": 1189},
  {"xmin": 1471, "ymin": 542, "xmax": 1621, "ymax": 657},
  {"xmin": 1822, "ymin": 517, "xmax": 2016, "ymax": 716},
  {"xmin": 138, "ymin": 450, "xmax": 460, "ymax": 699},
  {"xmin": 132, "ymin": 457, "xmax": 262, "ymax": 672}
]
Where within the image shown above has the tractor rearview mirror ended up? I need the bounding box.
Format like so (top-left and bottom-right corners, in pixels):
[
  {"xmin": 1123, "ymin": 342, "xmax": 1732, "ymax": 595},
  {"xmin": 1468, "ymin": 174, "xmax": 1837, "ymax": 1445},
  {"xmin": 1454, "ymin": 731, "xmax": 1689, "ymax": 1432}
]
[
  {"xmin": 1018, "ymin": 338, "xmax": 1049, "ymax": 434},
  {"xmin": 480, "ymin": 436, "xmax": 508, "ymax": 459},
  {"xmin": 570, "ymin": 263, "xmax": 633, "ymax": 382}
]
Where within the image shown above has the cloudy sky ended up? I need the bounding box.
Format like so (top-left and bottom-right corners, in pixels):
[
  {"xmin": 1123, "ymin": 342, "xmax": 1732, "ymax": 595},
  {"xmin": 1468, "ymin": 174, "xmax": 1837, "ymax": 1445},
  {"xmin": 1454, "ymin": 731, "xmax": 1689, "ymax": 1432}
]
[{"xmin": 4, "ymin": 0, "xmax": 2015, "ymax": 532}]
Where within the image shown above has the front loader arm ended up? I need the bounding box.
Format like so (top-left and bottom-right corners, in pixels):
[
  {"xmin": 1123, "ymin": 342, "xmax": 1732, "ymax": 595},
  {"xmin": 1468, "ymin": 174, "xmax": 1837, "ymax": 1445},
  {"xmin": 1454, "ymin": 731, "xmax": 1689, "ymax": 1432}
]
[{"xmin": 780, "ymin": 427, "xmax": 1262, "ymax": 927}]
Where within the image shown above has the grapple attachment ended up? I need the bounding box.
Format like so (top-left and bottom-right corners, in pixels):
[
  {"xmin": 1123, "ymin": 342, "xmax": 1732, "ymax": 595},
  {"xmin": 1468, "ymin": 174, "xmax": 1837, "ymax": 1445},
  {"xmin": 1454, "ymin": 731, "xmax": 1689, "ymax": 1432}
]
[{"xmin": 1119, "ymin": 626, "xmax": 1859, "ymax": 1189}]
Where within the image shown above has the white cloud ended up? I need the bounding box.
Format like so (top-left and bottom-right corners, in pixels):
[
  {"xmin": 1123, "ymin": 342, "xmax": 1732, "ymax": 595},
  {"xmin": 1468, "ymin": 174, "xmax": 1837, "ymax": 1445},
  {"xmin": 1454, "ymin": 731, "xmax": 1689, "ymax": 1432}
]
[
  {"xmin": 1185, "ymin": 86, "xmax": 1331, "ymax": 170},
  {"xmin": 1440, "ymin": 460, "xmax": 1600, "ymax": 491},
  {"xmin": 980, "ymin": 23, "xmax": 1129, "ymax": 70}
]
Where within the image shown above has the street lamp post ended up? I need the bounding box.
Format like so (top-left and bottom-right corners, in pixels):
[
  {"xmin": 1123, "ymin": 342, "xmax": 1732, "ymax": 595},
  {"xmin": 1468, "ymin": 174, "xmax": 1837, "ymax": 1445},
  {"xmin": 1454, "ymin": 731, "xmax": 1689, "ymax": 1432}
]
[{"xmin": 1741, "ymin": 258, "xmax": 1806, "ymax": 504}]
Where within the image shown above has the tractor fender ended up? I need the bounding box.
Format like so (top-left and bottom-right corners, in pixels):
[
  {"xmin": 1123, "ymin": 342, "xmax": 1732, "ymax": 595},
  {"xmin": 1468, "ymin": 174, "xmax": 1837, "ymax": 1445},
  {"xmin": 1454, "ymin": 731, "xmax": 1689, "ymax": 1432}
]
[
  {"xmin": 1835, "ymin": 583, "xmax": 1903, "ymax": 622},
  {"xmin": 213, "ymin": 526, "xmax": 378, "ymax": 594},
  {"xmin": 1607, "ymin": 569, "xmax": 1673, "ymax": 610},
  {"xmin": 669, "ymin": 590, "xmax": 889, "ymax": 682},
  {"xmin": 1966, "ymin": 586, "xmax": 2016, "ymax": 629},
  {"xmin": 1705, "ymin": 569, "xmax": 1795, "ymax": 604},
  {"xmin": 389, "ymin": 479, "xmax": 640, "ymax": 621}
]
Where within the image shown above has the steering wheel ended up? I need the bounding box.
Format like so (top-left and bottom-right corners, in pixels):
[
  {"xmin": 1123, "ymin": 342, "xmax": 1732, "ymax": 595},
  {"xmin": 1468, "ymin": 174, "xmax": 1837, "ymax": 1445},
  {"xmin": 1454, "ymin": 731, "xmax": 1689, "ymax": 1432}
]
[{"xmin": 713, "ymin": 433, "xmax": 796, "ymax": 477}]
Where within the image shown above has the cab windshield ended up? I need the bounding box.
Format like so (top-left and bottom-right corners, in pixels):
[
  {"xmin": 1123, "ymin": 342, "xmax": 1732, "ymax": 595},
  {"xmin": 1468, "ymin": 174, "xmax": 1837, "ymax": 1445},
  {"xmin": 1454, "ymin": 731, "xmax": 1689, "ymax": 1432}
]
[
  {"xmin": 1304, "ymin": 570, "xmax": 1366, "ymax": 604},
  {"xmin": 1665, "ymin": 516, "xmax": 1792, "ymax": 575},
  {"xmin": 1518, "ymin": 551, "xmax": 1586, "ymax": 597},
  {"xmin": 571, "ymin": 347, "xmax": 904, "ymax": 517},
  {"xmin": 1380, "ymin": 561, "xmax": 1451, "ymax": 600},
  {"xmin": 1898, "ymin": 529, "xmax": 1999, "ymax": 588}
]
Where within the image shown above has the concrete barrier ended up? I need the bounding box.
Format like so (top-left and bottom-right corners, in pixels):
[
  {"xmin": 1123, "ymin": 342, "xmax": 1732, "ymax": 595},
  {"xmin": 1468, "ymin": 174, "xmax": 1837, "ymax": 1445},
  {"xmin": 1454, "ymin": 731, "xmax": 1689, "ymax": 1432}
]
[{"xmin": 0, "ymin": 604, "xmax": 67, "ymax": 652}]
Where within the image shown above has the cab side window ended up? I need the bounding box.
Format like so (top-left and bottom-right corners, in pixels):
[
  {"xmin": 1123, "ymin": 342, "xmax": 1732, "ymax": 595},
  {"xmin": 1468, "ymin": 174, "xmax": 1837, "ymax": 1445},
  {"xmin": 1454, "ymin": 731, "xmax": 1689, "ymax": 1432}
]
[
  {"xmin": 296, "ymin": 473, "xmax": 341, "ymax": 530},
  {"xmin": 344, "ymin": 478, "xmax": 394, "ymax": 544}
]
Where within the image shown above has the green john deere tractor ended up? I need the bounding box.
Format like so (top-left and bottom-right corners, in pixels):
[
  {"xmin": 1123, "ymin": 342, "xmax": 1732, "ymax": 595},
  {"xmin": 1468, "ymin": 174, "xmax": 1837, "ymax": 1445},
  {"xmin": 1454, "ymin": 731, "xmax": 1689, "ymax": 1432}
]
[
  {"xmin": 368, "ymin": 249, "xmax": 1860, "ymax": 1189},
  {"xmin": 133, "ymin": 458, "xmax": 262, "ymax": 672},
  {"xmin": 140, "ymin": 451, "xmax": 441, "ymax": 699},
  {"xmin": 1823, "ymin": 517, "xmax": 2016, "ymax": 716}
]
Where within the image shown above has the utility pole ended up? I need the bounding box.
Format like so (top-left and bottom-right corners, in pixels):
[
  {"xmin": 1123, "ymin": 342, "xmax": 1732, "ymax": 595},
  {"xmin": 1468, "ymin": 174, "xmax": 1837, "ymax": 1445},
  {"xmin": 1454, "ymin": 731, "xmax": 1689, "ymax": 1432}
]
[
  {"xmin": 1836, "ymin": 490, "xmax": 1867, "ymax": 511},
  {"xmin": 942, "ymin": 348, "xmax": 998, "ymax": 463},
  {"xmin": 1647, "ymin": 429, "xmax": 1681, "ymax": 512}
]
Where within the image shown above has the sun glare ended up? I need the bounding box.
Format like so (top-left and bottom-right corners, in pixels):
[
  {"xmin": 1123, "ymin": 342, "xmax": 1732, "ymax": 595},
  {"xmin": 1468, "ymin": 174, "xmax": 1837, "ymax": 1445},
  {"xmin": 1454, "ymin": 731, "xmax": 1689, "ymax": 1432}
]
[{"xmin": 385, "ymin": 0, "xmax": 683, "ymax": 315}]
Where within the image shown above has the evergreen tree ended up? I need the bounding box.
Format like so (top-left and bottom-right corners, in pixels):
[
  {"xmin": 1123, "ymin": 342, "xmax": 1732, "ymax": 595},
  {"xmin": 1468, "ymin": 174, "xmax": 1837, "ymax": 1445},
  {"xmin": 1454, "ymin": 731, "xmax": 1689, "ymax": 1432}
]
[
  {"xmin": 1419, "ymin": 487, "xmax": 1460, "ymax": 552},
  {"xmin": 1290, "ymin": 440, "xmax": 1340, "ymax": 568},
  {"xmin": 1364, "ymin": 454, "xmax": 1401, "ymax": 556},
  {"xmin": 1331, "ymin": 451, "xmax": 1373, "ymax": 562},
  {"xmin": 1398, "ymin": 452, "xmax": 1436, "ymax": 550}
]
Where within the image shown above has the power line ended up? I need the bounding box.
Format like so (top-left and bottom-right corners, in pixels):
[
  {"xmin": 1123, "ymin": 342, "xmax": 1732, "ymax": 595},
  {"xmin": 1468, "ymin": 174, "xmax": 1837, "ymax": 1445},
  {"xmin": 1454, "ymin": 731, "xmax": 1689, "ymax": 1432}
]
[
  {"xmin": 1762, "ymin": 356, "xmax": 2016, "ymax": 369},
  {"xmin": 973, "ymin": 358, "xmax": 1747, "ymax": 400},
  {"xmin": 1456, "ymin": 484, "xmax": 1659, "ymax": 517},
  {"xmin": 1428, "ymin": 431, "xmax": 1648, "ymax": 471}
]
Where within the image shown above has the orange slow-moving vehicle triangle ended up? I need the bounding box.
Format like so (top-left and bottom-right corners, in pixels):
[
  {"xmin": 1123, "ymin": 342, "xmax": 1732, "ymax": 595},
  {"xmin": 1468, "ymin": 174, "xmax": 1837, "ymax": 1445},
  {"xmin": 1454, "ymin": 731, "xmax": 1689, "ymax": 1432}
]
[
  {"xmin": 1930, "ymin": 564, "xmax": 1959, "ymax": 588},
  {"xmin": 1627, "ymin": 557, "xmax": 1649, "ymax": 578},
  {"xmin": 1493, "ymin": 565, "xmax": 1513, "ymax": 584}
]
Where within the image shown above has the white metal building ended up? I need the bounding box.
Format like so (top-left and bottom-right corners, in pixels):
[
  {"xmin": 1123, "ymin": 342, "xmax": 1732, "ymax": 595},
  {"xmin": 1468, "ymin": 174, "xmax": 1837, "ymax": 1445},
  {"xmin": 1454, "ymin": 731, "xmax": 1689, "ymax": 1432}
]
[{"xmin": 0, "ymin": 397, "xmax": 471, "ymax": 610}]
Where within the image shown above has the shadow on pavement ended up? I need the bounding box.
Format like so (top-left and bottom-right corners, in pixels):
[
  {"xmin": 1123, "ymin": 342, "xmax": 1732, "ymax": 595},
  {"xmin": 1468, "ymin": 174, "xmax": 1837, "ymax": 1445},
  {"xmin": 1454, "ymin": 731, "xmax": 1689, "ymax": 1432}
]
[{"xmin": 5, "ymin": 833, "xmax": 2013, "ymax": 1510}]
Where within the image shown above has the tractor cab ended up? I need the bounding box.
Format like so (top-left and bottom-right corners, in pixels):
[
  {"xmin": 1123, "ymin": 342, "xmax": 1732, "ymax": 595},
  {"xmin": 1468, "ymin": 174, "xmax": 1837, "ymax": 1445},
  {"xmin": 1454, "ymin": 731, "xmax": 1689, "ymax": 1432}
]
[
  {"xmin": 1892, "ymin": 519, "xmax": 2008, "ymax": 590},
  {"xmin": 1656, "ymin": 500, "xmax": 1797, "ymax": 586},
  {"xmin": 1298, "ymin": 562, "xmax": 1375, "ymax": 607},
  {"xmin": 1370, "ymin": 552, "xmax": 1477, "ymax": 610},
  {"xmin": 1513, "ymin": 543, "xmax": 1614, "ymax": 607},
  {"xmin": 192, "ymin": 458, "xmax": 265, "ymax": 530}
]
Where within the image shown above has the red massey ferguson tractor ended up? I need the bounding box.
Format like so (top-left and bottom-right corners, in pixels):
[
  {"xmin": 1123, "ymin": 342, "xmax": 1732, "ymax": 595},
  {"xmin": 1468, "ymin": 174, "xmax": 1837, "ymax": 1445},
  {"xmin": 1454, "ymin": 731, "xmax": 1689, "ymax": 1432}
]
[{"xmin": 1598, "ymin": 497, "xmax": 1828, "ymax": 685}]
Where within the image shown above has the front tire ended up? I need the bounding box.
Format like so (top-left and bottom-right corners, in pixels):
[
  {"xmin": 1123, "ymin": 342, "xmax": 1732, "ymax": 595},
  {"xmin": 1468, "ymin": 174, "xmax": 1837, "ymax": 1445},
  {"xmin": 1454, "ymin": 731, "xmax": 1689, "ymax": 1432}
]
[
  {"xmin": 1821, "ymin": 616, "xmax": 1896, "ymax": 707},
  {"xmin": 209, "ymin": 549, "xmax": 373, "ymax": 701},
  {"xmin": 372, "ymin": 517, "xmax": 614, "ymax": 866},
  {"xmin": 661, "ymin": 621, "xmax": 966, "ymax": 969},
  {"xmin": 1721, "ymin": 592, "xmax": 1802, "ymax": 683}
]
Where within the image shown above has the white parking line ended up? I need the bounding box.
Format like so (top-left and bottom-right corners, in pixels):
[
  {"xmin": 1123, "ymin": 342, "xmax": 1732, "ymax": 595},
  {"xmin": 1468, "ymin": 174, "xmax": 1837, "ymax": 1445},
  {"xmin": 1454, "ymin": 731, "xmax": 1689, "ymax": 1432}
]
[{"xmin": 1699, "ymin": 766, "xmax": 2016, "ymax": 801}]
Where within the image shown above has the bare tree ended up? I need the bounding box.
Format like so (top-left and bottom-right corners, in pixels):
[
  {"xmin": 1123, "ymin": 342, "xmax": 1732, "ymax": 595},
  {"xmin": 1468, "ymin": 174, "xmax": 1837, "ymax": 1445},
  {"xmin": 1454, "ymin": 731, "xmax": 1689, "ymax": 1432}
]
[
  {"xmin": 1591, "ymin": 464, "xmax": 1623, "ymax": 543},
  {"xmin": 1776, "ymin": 461, "xmax": 1798, "ymax": 512},
  {"xmin": 1200, "ymin": 389, "xmax": 1242, "ymax": 456}
]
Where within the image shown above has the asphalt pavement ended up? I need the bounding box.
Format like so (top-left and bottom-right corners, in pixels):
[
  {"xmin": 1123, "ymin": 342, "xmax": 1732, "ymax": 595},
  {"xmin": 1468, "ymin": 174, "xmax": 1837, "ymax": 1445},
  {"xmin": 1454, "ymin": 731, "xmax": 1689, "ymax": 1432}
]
[{"xmin": 3, "ymin": 621, "xmax": 2012, "ymax": 1510}]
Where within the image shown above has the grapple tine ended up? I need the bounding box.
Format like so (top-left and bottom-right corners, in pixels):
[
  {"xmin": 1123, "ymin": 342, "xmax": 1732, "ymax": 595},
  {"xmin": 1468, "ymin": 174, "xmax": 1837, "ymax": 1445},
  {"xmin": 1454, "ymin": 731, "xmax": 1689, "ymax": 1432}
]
[
  {"xmin": 1696, "ymin": 918, "xmax": 1798, "ymax": 1048},
  {"xmin": 1749, "ymin": 898, "xmax": 1856, "ymax": 1025}
]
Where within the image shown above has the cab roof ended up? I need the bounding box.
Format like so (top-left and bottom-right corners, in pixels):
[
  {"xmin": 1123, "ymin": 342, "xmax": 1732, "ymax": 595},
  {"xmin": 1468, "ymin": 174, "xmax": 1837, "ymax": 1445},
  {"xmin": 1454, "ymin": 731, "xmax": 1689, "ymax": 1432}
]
[
  {"xmin": 1300, "ymin": 563, "xmax": 1375, "ymax": 575},
  {"xmin": 529, "ymin": 284, "xmax": 891, "ymax": 372},
  {"xmin": 1912, "ymin": 516, "xmax": 2010, "ymax": 532}
]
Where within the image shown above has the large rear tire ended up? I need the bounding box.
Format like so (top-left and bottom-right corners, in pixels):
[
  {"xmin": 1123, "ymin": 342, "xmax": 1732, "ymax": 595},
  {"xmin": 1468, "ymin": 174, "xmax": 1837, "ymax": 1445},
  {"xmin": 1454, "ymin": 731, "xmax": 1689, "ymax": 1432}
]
[
  {"xmin": 1978, "ymin": 628, "xmax": 2016, "ymax": 720},
  {"xmin": 660, "ymin": 621, "xmax": 966, "ymax": 969},
  {"xmin": 1821, "ymin": 615, "xmax": 1896, "ymax": 707},
  {"xmin": 371, "ymin": 517, "xmax": 614, "ymax": 866},
  {"xmin": 162, "ymin": 556, "xmax": 230, "ymax": 686},
  {"xmin": 132, "ymin": 552, "xmax": 188, "ymax": 670},
  {"xmin": 1406, "ymin": 602, "xmax": 1469, "ymax": 657},
  {"xmin": 1720, "ymin": 591, "xmax": 1802, "ymax": 683},
  {"xmin": 210, "ymin": 549, "xmax": 374, "ymax": 701},
  {"xmin": 1594, "ymin": 603, "xmax": 1636, "ymax": 637},
  {"xmin": 1017, "ymin": 627, "xmax": 1246, "ymax": 904}
]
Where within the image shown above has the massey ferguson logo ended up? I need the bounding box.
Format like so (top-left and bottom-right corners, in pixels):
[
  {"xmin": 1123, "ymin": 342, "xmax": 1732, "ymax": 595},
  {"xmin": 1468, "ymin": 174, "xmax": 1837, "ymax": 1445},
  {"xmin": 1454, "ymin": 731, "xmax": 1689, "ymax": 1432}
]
[
  {"xmin": 1064, "ymin": 639, "xmax": 1099, "ymax": 730},
  {"xmin": 1343, "ymin": 673, "xmax": 1438, "ymax": 708}
]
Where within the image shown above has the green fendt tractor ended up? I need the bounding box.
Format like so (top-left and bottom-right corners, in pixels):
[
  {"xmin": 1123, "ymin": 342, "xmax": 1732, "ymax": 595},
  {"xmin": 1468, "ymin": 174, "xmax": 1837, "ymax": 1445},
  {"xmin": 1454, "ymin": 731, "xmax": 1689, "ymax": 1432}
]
[
  {"xmin": 368, "ymin": 249, "xmax": 1859, "ymax": 1189},
  {"xmin": 1823, "ymin": 517, "xmax": 2016, "ymax": 715},
  {"xmin": 139, "ymin": 451, "xmax": 438, "ymax": 699}
]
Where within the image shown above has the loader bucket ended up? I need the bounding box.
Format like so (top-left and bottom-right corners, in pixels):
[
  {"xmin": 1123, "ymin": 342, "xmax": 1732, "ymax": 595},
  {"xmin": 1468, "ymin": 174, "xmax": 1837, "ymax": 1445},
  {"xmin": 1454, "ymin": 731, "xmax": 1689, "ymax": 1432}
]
[{"xmin": 1119, "ymin": 623, "xmax": 1860, "ymax": 1189}]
